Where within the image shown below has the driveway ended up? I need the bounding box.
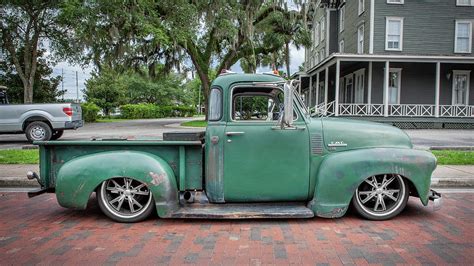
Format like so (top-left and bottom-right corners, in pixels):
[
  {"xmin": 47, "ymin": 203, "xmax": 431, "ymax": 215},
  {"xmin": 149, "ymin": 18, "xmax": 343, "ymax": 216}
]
[{"xmin": 0, "ymin": 191, "xmax": 472, "ymax": 264}]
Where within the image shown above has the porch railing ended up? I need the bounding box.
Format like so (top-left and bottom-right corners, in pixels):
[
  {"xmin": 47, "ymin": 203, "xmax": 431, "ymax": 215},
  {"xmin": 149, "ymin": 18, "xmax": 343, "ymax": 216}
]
[{"xmin": 314, "ymin": 102, "xmax": 474, "ymax": 118}]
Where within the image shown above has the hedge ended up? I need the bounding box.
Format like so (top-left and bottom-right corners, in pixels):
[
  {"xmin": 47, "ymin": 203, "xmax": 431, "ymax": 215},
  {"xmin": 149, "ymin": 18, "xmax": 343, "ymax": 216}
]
[
  {"xmin": 120, "ymin": 104, "xmax": 196, "ymax": 119},
  {"xmin": 81, "ymin": 102, "xmax": 101, "ymax": 122}
]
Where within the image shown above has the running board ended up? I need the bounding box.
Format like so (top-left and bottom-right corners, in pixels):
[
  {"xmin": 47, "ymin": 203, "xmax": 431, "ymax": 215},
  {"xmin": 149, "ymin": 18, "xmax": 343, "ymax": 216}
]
[{"xmin": 169, "ymin": 202, "xmax": 314, "ymax": 219}]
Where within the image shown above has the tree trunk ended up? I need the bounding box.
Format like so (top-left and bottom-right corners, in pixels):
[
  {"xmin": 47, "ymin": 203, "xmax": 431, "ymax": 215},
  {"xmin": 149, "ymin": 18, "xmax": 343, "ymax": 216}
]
[
  {"xmin": 23, "ymin": 82, "xmax": 33, "ymax": 103},
  {"xmin": 285, "ymin": 42, "xmax": 290, "ymax": 78}
]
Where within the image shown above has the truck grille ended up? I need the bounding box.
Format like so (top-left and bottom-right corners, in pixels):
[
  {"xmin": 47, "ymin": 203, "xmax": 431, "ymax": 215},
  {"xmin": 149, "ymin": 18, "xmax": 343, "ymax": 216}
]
[{"xmin": 311, "ymin": 133, "xmax": 323, "ymax": 155}]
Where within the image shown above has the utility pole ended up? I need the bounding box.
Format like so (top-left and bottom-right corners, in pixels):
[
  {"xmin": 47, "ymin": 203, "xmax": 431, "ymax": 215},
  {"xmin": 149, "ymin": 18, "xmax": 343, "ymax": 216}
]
[
  {"xmin": 61, "ymin": 69, "xmax": 64, "ymax": 101},
  {"xmin": 75, "ymin": 71, "xmax": 79, "ymax": 102},
  {"xmin": 198, "ymin": 85, "xmax": 201, "ymax": 114}
]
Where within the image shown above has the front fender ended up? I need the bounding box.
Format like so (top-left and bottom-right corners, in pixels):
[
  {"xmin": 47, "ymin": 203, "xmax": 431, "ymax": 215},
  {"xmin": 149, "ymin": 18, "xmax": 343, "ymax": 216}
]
[
  {"xmin": 308, "ymin": 148, "xmax": 436, "ymax": 218},
  {"xmin": 55, "ymin": 151, "xmax": 178, "ymax": 217}
]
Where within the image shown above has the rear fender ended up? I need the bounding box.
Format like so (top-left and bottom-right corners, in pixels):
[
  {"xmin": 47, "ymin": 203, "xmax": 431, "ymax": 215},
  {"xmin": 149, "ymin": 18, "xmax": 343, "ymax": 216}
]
[
  {"xmin": 55, "ymin": 151, "xmax": 178, "ymax": 217},
  {"xmin": 309, "ymin": 148, "xmax": 436, "ymax": 218}
]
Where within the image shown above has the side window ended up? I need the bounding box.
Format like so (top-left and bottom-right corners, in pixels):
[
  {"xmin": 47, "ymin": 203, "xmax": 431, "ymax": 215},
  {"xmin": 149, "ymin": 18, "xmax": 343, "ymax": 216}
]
[
  {"xmin": 208, "ymin": 88, "xmax": 222, "ymax": 121},
  {"xmin": 233, "ymin": 95, "xmax": 277, "ymax": 121}
]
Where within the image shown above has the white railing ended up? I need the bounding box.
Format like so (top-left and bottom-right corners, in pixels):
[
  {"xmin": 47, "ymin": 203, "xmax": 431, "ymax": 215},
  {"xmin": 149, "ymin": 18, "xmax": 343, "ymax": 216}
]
[
  {"xmin": 314, "ymin": 101, "xmax": 334, "ymax": 116},
  {"xmin": 339, "ymin": 103, "xmax": 384, "ymax": 116},
  {"xmin": 388, "ymin": 104, "xmax": 436, "ymax": 117},
  {"xmin": 439, "ymin": 105, "xmax": 474, "ymax": 117},
  {"xmin": 315, "ymin": 102, "xmax": 474, "ymax": 118}
]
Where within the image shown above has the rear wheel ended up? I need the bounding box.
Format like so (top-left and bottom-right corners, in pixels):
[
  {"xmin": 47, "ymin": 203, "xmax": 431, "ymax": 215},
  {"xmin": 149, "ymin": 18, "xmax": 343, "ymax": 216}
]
[
  {"xmin": 50, "ymin": 130, "xmax": 64, "ymax": 140},
  {"xmin": 97, "ymin": 177, "xmax": 154, "ymax": 223},
  {"xmin": 352, "ymin": 174, "xmax": 409, "ymax": 220},
  {"xmin": 25, "ymin": 121, "xmax": 52, "ymax": 142}
]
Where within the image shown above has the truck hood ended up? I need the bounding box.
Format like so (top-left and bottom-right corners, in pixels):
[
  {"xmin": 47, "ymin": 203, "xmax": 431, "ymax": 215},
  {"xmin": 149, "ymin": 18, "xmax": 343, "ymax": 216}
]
[{"xmin": 320, "ymin": 117, "xmax": 412, "ymax": 152}]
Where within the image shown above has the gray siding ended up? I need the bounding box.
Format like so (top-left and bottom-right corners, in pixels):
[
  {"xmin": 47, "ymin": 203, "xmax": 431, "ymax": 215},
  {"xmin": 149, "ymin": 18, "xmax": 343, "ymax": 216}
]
[
  {"xmin": 374, "ymin": 1, "xmax": 474, "ymax": 55},
  {"xmin": 370, "ymin": 62, "xmax": 474, "ymax": 105},
  {"xmin": 338, "ymin": 0, "xmax": 371, "ymax": 54}
]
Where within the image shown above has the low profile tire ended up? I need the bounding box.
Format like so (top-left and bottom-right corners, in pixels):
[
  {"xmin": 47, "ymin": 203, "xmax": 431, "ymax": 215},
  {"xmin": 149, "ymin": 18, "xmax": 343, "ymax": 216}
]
[
  {"xmin": 25, "ymin": 121, "xmax": 52, "ymax": 142},
  {"xmin": 97, "ymin": 177, "xmax": 154, "ymax": 223},
  {"xmin": 352, "ymin": 174, "xmax": 409, "ymax": 221},
  {"xmin": 50, "ymin": 130, "xmax": 64, "ymax": 140}
]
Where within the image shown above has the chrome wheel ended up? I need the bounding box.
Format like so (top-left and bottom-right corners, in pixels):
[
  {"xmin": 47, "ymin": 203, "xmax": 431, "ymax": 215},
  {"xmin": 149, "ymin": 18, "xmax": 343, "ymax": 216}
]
[
  {"xmin": 99, "ymin": 177, "xmax": 153, "ymax": 220},
  {"xmin": 354, "ymin": 174, "xmax": 408, "ymax": 219}
]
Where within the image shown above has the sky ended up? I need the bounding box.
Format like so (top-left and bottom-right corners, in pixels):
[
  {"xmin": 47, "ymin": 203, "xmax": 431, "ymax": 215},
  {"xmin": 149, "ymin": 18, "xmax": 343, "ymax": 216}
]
[{"xmin": 53, "ymin": 44, "xmax": 306, "ymax": 101}]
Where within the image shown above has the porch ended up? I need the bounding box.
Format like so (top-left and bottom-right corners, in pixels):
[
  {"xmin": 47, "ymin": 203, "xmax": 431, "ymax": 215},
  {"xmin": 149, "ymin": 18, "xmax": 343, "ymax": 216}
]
[{"xmin": 299, "ymin": 54, "xmax": 474, "ymax": 127}]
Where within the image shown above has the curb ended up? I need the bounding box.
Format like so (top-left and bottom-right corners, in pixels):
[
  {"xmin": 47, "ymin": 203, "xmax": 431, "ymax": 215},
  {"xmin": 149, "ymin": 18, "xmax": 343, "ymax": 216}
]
[
  {"xmin": 430, "ymin": 146, "xmax": 474, "ymax": 151},
  {"xmin": 0, "ymin": 177, "xmax": 40, "ymax": 188}
]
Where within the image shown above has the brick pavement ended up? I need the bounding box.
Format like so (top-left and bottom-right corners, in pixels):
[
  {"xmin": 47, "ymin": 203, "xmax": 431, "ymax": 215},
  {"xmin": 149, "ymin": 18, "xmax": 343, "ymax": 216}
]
[{"xmin": 0, "ymin": 192, "xmax": 473, "ymax": 265}]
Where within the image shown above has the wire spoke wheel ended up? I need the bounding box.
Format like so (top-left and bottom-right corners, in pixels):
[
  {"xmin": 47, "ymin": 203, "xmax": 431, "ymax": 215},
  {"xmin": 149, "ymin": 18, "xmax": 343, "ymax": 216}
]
[
  {"xmin": 353, "ymin": 174, "xmax": 408, "ymax": 220},
  {"xmin": 98, "ymin": 177, "xmax": 154, "ymax": 222}
]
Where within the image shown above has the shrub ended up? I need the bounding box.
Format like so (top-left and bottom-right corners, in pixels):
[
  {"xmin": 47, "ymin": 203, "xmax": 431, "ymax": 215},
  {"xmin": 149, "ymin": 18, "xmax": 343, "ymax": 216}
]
[
  {"xmin": 81, "ymin": 102, "xmax": 101, "ymax": 122},
  {"xmin": 120, "ymin": 104, "xmax": 196, "ymax": 119}
]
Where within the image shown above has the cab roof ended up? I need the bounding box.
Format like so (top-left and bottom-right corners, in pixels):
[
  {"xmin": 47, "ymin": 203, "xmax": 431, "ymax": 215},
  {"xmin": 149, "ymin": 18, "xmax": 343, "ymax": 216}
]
[{"xmin": 211, "ymin": 73, "xmax": 285, "ymax": 89}]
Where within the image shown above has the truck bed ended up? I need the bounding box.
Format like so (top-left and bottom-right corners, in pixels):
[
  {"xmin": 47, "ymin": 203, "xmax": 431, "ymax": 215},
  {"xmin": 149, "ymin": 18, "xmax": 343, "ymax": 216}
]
[{"xmin": 35, "ymin": 140, "xmax": 203, "ymax": 191}]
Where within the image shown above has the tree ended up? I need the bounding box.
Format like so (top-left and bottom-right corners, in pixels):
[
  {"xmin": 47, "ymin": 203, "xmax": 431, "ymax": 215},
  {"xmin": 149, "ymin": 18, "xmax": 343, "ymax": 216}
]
[
  {"xmin": 0, "ymin": 0, "xmax": 65, "ymax": 103},
  {"xmin": 84, "ymin": 67, "xmax": 126, "ymax": 116},
  {"xmin": 158, "ymin": 1, "xmax": 310, "ymax": 113},
  {"xmin": 0, "ymin": 48, "xmax": 64, "ymax": 103}
]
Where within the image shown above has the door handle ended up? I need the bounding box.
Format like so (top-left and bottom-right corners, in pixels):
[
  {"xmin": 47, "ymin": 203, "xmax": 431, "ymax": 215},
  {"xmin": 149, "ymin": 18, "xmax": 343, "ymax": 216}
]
[{"xmin": 226, "ymin": 131, "xmax": 245, "ymax": 136}]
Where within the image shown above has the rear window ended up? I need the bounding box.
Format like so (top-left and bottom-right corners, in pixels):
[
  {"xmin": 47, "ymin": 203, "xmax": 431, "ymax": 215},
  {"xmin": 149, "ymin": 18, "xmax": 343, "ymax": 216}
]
[{"xmin": 208, "ymin": 88, "xmax": 222, "ymax": 121}]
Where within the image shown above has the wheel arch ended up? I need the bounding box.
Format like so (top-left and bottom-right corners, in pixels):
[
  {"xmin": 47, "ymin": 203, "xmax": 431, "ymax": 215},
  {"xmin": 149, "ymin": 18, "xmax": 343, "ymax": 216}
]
[
  {"xmin": 22, "ymin": 115, "xmax": 53, "ymax": 131},
  {"xmin": 55, "ymin": 151, "xmax": 179, "ymax": 217},
  {"xmin": 308, "ymin": 148, "xmax": 436, "ymax": 218}
]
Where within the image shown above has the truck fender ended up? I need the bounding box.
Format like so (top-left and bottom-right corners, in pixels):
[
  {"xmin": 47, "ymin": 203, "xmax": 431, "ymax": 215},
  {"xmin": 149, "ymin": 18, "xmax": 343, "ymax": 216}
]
[
  {"xmin": 20, "ymin": 110, "xmax": 54, "ymax": 129},
  {"xmin": 308, "ymin": 148, "xmax": 436, "ymax": 218},
  {"xmin": 55, "ymin": 151, "xmax": 179, "ymax": 217}
]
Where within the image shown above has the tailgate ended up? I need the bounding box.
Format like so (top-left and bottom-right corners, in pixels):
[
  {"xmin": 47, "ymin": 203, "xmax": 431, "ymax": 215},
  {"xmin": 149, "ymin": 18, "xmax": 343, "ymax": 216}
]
[{"xmin": 71, "ymin": 103, "xmax": 82, "ymax": 121}]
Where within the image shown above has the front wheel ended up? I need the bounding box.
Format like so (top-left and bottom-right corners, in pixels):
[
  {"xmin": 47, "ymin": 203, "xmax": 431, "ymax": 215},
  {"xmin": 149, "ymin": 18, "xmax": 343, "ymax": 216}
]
[
  {"xmin": 352, "ymin": 174, "xmax": 409, "ymax": 221},
  {"xmin": 97, "ymin": 177, "xmax": 154, "ymax": 223}
]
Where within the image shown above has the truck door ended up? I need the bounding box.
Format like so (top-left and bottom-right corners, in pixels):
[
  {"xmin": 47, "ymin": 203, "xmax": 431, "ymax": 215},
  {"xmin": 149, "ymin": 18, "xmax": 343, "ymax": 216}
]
[{"xmin": 223, "ymin": 86, "xmax": 310, "ymax": 202}]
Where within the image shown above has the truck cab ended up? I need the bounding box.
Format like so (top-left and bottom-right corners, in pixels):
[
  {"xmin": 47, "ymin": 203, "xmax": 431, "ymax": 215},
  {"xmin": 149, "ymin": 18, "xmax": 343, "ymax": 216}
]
[{"xmin": 29, "ymin": 73, "xmax": 441, "ymax": 223}]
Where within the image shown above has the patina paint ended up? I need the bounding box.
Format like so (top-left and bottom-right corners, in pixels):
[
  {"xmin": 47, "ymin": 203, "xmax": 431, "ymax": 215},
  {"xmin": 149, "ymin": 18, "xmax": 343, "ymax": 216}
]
[
  {"xmin": 55, "ymin": 150, "xmax": 179, "ymax": 217},
  {"xmin": 308, "ymin": 148, "xmax": 436, "ymax": 218}
]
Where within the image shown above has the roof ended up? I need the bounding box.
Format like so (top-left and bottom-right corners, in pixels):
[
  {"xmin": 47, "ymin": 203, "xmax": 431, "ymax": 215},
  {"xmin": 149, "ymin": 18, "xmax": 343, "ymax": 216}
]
[{"xmin": 211, "ymin": 73, "xmax": 285, "ymax": 89}]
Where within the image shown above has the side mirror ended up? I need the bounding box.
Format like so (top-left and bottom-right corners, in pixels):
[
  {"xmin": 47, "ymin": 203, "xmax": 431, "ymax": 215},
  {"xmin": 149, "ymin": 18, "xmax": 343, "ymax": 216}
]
[{"xmin": 282, "ymin": 83, "xmax": 294, "ymax": 128}]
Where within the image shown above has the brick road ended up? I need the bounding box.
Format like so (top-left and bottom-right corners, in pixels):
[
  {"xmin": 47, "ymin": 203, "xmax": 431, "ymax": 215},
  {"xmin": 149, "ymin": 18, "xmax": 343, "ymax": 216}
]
[{"xmin": 0, "ymin": 192, "xmax": 473, "ymax": 265}]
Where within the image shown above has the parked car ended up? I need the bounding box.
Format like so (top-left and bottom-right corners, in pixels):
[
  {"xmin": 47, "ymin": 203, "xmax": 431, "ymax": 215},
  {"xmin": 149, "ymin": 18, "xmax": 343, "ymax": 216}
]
[
  {"xmin": 0, "ymin": 86, "xmax": 83, "ymax": 141},
  {"xmin": 27, "ymin": 73, "xmax": 441, "ymax": 222}
]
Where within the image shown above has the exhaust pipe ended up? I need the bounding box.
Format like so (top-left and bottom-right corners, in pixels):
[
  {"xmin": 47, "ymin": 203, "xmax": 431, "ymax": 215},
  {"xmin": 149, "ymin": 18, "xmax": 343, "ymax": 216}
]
[{"xmin": 26, "ymin": 171, "xmax": 39, "ymax": 181}]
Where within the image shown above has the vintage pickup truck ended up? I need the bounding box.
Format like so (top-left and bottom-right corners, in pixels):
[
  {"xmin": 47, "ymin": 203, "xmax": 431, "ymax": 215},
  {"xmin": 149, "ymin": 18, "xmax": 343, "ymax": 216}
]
[{"xmin": 28, "ymin": 73, "xmax": 441, "ymax": 222}]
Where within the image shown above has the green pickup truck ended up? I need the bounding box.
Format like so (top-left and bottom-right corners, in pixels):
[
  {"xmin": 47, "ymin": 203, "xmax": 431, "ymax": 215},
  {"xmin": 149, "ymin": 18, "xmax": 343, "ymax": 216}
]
[{"xmin": 28, "ymin": 73, "xmax": 441, "ymax": 222}]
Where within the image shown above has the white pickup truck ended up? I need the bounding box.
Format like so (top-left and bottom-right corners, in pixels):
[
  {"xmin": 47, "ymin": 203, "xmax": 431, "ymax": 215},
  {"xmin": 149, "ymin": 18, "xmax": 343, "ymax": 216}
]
[{"xmin": 0, "ymin": 86, "xmax": 83, "ymax": 141}]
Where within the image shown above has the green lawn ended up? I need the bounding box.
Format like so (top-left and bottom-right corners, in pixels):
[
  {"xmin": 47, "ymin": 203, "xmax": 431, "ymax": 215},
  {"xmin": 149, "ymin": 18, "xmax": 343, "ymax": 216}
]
[
  {"xmin": 432, "ymin": 150, "xmax": 474, "ymax": 165},
  {"xmin": 181, "ymin": 120, "xmax": 207, "ymax": 127},
  {"xmin": 0, "ymin": 148, "xmax": 472, "ymax": 165},
  {"xmin": 0, "ymin": 149, "xmax": 39, "ymax": 164}
]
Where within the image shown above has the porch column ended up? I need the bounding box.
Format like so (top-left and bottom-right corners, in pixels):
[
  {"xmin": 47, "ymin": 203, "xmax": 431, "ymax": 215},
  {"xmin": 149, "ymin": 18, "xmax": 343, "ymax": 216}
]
[
  {"xmin": 315, "ymin": 72, "xmax": 320, "ymax": 105},
  {"xmin": 384, "ymin": 61, "xmax": 390, "ymax": 117},
  {"xmin": 335, "ymin": 59, "xmax": 341, "ymax": 116},
  {"xmin": 324, "ymin": 67, "xmax": 329, "ymax": 105},
  {"xmin": 435, "ymin": 62, "xmax": 440, "ymax": 118},
  {"xmin": 309, "ymin": 76, "xmax": 313, "ymax": 108},
  {"xmin": 298, "ymin": 75, "xmax": 302, "ymax": 95},
  {"xmin": 368, "ymin": 62, "xmax": 373, "ymax": 105}
]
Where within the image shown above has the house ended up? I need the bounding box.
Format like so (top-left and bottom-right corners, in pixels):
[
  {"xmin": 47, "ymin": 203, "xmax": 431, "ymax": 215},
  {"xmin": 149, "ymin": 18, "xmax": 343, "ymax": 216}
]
[{"xmin": 298, "ymin": 0, "xmax": 474, "ymax": 128}]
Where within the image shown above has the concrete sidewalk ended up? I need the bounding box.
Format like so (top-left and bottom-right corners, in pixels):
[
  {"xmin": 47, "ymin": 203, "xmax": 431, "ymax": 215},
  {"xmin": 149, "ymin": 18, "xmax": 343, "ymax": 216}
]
[{"xmin": 0, "ymin": 163, "xmax": 473, "ymax": 188}]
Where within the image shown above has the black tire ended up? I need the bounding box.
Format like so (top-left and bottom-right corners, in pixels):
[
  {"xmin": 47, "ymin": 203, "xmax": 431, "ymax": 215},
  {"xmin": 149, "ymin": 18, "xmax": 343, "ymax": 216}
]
[
  {"xmin": 352, "ymin": 174, "xmax": 409, "ymax": 221},
  {"xmin": 25, "ymin": 121, "xmax": 52, "ymax": 142},
  {"xmin": 50, "ymin": 130, "xmax": 64, "ymax": 140},
  {"xmin": 97, "ymin": 177, "xmax": 154, "ymax": 223}
]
